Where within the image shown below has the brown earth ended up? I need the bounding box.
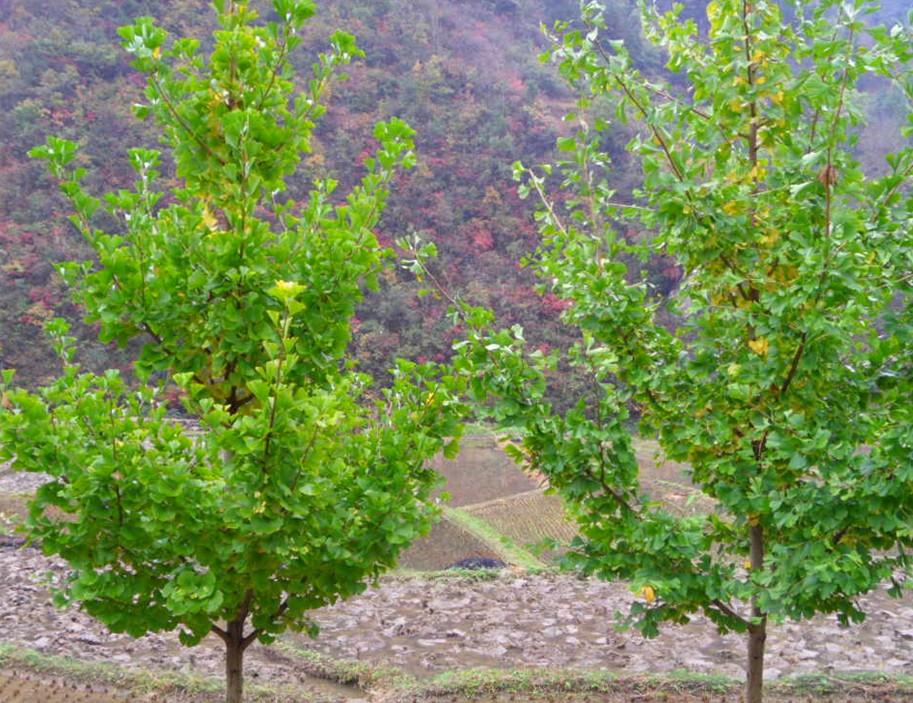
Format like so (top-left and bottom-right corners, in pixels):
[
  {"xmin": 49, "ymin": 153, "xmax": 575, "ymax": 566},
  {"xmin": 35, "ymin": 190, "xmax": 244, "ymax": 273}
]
[
  {"xmin": 4, "ymin": 533, "xmax": 913, "ymax": 702},
  {"xmin": 430, "ymin": 436, "xmax": 540, "ymax": 507},
  {"xmin": 4, "ymin": 444, "xmax": 913, "ymax": 702}
]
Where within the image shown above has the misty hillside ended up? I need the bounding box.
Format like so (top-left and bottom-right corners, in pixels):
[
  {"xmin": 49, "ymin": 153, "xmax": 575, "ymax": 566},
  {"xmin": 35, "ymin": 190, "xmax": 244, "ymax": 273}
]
[{"xmin": 0, "ymin": 0, "xmax": 908, "ymax": 389}]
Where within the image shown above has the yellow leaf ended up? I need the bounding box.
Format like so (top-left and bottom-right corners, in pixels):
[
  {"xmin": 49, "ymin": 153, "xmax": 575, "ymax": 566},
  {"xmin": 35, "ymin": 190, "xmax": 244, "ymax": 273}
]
[
  {"xmin": 748, "ymin": 337, "xmax": 769, "ymax": 357},
  {"xmin": 749, "ymin": 164, "xmax": 768, "ymax": 181},
  {"xmin": 759, "ymin": 229, "xmax": 779, "ymax": 246},
  {"xmin": 201, "ymin": 205, "xmax": 218, "ymax": 230},
  {"xmin": 744, "ymin": 560, "xmax": 752, "ymax": 570},
  {"xmin": 707, "ymin": 0, "xmax": 720, "ymax": 23},
  {"xmin": 642, "ymin": 585, "xmax": 656, "ymax": 603}
]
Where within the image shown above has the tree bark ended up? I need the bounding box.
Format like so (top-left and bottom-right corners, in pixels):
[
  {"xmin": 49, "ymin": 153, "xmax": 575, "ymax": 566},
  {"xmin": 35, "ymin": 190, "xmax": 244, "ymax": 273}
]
[
  {"xmin": 225, "ymin": 614, "xmax": 246, "ymax": 703},
  {"xmin": 216, "ymin": 592, "xmax": 255, "ymax": 703},
  {"xmin": 746, "ymin": 522, "xmax": 767, "ymax": 703},
  {"xmin": 746, "ymin": 614, "xmax": 767, "ymax": 703}
]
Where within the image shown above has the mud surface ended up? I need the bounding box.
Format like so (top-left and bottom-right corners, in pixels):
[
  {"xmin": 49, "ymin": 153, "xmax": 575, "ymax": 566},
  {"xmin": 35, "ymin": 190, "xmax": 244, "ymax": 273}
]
[
  {"xmin": 0, "ymin": 534, "xmax": 356, "ymax": 701},
  {"xmin": 3, "ymin": 467, "xmax": 913, "ymax": 699},
  {"xmin": 3, "ymin": 534, "xmax": 913, "ymax": 692},
  {"xmin": 300, "ymin": 570, "xmax": 913, "ymax": 682}
]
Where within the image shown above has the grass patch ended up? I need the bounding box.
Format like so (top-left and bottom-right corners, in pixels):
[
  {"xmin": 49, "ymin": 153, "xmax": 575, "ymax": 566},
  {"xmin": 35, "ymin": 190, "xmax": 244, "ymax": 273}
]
[
  {"xmin": 0, "ymin": 644, "xmax": 330, "ymax": 703},
  {"xmin": 276, "ymin": 643, "xmax": 415, "ymax": 691},
  {"xmin": 377, "ymin": 668, "xmax": 913, "ymax": 702},
  {"xmin": 379, "ymin": 667, "xmax": 742, "ymax": 702},
  {"xmin": 771, "ymin": 671, "xmax": 913, "ymax": 698},
  {"xmin": 442, "ymin": 506, "xmax": 543, "ymax": 570},
  {"xmin": 0, "ymin": 644, "xmax": 219, "ymax": 701}
]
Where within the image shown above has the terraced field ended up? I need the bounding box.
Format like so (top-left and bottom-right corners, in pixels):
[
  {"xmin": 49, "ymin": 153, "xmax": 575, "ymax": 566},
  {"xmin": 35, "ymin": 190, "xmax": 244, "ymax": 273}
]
[
  {"xmin": 399, "ymin": 434, "xmax": 701, "ymax": 571},
  {"xmin": 462, "ymin": 490, "xmax": 577, "ymax": 557}
]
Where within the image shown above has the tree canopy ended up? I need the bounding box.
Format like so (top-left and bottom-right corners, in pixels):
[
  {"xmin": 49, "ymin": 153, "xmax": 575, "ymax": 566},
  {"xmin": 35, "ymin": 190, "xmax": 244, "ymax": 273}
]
[
  {"xmin": 454, "ymin": 1, "xmax": 913, "ymax": 700},
  {"xmin": 0, "ymin": 2, "xmax": 466, "ymax": 701}
]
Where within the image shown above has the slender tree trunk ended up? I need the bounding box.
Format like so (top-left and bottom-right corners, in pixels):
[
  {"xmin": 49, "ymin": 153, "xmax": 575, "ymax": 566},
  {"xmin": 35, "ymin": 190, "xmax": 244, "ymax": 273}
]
[
  {"xmin": 746, "ymin": 613, "xmax": 767, "ymax": 703},
  {"xmin": 746, "ymin": 522, "xmax": 767, "ymax": 703},
  {"xmin": 225, "ymin": 614, "xmax": 246, "ymax": 703},
  {"xmin": 216, "ymin": 592, "xmax": 254, "ymax": 703}
]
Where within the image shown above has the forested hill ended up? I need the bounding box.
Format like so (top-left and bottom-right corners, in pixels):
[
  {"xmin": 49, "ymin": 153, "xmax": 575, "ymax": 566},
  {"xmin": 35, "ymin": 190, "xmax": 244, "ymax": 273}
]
[
  {"xmin": 0, "ymin": 0, "xmax": 909, "ymax": 390},
  {"xmin": 0, "ymin": 0, "xmax": 614, "ymax": 387}
]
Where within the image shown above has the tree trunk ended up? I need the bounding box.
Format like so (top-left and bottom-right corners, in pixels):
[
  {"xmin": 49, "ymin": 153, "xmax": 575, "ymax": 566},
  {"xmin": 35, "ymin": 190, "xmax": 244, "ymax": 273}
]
[
  {"xmin": 746, "ymin": 522, "xmax": 767, "ymax": 703},
  {"xmin": 225, "ymin": 614, "xmax": 246, "ymax": 703},
  {"xmin": 214, "ymin": 592, "xmax": 256, "ymax": 703},
  {"xmin": 746, "ymin": 614, "xmax": 767, "ymax": 703}
]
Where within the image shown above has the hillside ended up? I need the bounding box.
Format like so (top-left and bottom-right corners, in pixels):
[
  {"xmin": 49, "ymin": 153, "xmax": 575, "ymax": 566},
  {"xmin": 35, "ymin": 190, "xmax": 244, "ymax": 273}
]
[
  {"xmin": 0, "ymin": 0, "xmax": 909, "ymax": 393},
  {"xmin": 0, "ymin": 0, "xmax": 600, "ymax": 388}
]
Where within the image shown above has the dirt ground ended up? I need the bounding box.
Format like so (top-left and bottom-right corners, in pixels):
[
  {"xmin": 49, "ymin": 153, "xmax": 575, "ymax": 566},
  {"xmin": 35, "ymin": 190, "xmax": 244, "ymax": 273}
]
[
  {"xmin": 4, "ymin": 533, "xmax": 913, "ymax": 701},
  {"xmin": 3, "ymin": 458, "xmax": 913, "ymax": 702}
]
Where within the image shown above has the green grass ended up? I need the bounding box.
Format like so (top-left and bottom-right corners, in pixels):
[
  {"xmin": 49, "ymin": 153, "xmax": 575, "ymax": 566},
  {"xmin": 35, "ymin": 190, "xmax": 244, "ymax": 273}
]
[
  {"xmin": 0, "ymin": 644, "xmax": 330, "ymax": 703},
  {"xmin": 6, "ymin": 623, "xmax": 913, "ymax": 703},
  {"xmin": 773, "ymin": 671, "xmax": 913, "ymax": 697},
  {"xmin": 277, "ymin": 643, "xmax": 415, "ymax": 691},
  {"xmin": 0, "ymin": 644, "xmax": 218, "ymax": 702},
  {"xmin": 442, "ymin": 506, "xmax": 544, "ymax": 570}
]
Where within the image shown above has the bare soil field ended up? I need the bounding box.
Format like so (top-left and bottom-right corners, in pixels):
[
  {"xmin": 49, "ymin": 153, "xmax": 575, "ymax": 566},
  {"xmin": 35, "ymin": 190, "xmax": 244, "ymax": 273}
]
[{"xmin": 3, "ymin": 441, "xmax": 913, "ymax": 702}]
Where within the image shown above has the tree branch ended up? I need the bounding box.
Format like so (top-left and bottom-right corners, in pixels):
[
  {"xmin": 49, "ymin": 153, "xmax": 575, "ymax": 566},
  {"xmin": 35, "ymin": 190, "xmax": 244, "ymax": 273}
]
[
  {"xmin": 712, "ymin": 598, "xmax": 748, "ymax": 625},
  {"xmin": 150, "ymin": 73, "xmax": 227, "ymax": 167}
]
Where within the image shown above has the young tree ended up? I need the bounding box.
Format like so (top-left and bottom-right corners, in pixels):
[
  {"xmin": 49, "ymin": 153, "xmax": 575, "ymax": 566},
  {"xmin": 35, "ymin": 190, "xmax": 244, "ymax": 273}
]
[
  {"xmin": 0, "ymin": 2, "xmax": 465, "ymax": 702},
  {"xmin": 455, "ymin": 1, "xmax": 913, "ymax": 700}
]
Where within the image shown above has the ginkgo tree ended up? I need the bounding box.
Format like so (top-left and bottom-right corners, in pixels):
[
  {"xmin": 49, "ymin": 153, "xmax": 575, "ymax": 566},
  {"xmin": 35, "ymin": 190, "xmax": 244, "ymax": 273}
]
[
  {"xmin": 453, "ymin": 1, "xmax": 913, "ymax": 701},
  {"xmin": 0, "ymin": 2, "xmax": 465, "ymax": 702}
]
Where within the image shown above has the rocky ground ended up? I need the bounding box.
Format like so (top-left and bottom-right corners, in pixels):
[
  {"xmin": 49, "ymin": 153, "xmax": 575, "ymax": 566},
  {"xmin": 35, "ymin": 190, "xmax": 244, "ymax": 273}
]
[
  {"xmin": 4, "ymin": 533, "xmax": 913, "ymax": 694},
  {"xmin": 3, "ymin": 469, "xmax": 913, "ymax": 700}
]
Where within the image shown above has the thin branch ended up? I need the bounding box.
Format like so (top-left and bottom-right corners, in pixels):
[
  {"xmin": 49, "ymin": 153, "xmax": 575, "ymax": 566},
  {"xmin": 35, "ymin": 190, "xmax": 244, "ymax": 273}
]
[
  {"xmin": 255, "ymin": 29, "xmax": 290, "ymax": 113},
  {"xmin": 242, "ymin": 597, "xmax": 288, "ymax": 652},
  {"xmin": 150, "ymin": 73, "xmax": 227, "ymax": 167},
  {"xmin": 588, "ymin": 28, "xmax": 743, "ymax": 175},
  {"xmin": 612, "ymin": 72, "xmax": 685, "ymax": 182},
  {"xmin": 778, "ymin": 333, "xmax": 807, "ymax": 398},
  {"xmin": 587, "ymin": 461, "xmax": 638, "ymax": 516},
  {"xmin": 712, "ymin": 598, "xmax": 748, "ymax": 625},
  {"xmin": 870, "ymin": 157, "xmax": 913, "ymax": 222}
]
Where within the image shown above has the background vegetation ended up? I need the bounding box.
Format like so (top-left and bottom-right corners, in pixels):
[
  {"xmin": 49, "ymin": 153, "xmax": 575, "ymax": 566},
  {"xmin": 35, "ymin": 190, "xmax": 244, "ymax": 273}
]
[{"xmin": 3, "ymin": 0, "xmax": 904, "ymax": 396}]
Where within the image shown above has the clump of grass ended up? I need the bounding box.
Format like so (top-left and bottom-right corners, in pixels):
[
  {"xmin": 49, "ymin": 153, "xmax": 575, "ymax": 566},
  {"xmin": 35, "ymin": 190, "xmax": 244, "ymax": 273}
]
[
  {"xmin": 770, "ymin": 671, "xmax": 913, "ymax": 699},
  {"xmin": 277, "ymin": 644, "xmax": 415, "ymax": 692},
  {"xmin": 419, "ymin": 667, "xmax": 740, "ymax": 700},
  {"xmin": 0, "ymin": 644, "xmax": 313, "ymax": 703}
]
